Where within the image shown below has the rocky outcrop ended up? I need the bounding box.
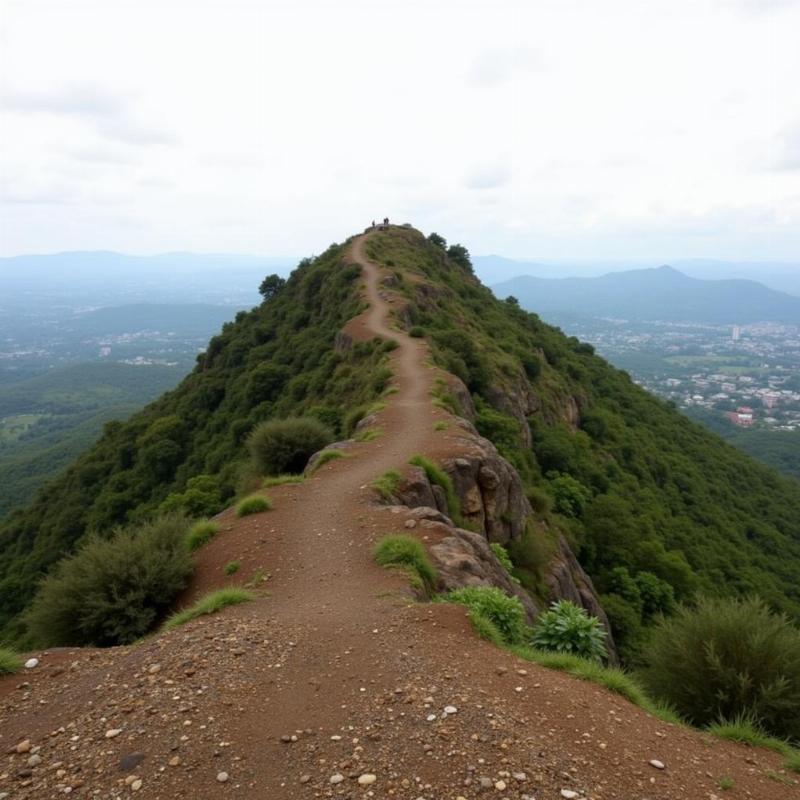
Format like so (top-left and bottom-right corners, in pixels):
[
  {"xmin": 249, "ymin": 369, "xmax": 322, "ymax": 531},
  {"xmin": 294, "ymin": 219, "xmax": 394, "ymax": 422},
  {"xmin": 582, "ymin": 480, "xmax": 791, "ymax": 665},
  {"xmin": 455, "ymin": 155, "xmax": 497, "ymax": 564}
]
[{"xmin": 384, "ymin": 419, "xmax": 617, "ymax": 661}]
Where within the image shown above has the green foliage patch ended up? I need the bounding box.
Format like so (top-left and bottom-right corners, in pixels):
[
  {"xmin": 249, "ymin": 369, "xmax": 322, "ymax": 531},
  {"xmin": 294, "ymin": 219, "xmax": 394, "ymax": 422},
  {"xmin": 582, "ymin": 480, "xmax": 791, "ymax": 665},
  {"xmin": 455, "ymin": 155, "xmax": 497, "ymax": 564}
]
[
  {"xmin": 371, "ymin": 469, "xmax": 402, "ymax": 502},
  {"xmin": 186, "ymin": 519, "xmax": 219, "ymax": 552},
  {"xmin": 25, "ymin": 513, "xmax": 193, "ymax": 647},
  {"xmin": 640, "ymin": 596, "xmax": 800, "ymax": 741},
  {"xmin": 0, "ymin": 646, "xmax": 22, "ymax": 675},
  {"xmin": 445, "ymin": 586, "xmax": 526, "ymax": 645},
  {"xmin": 532, "ymin": 600, "xmax": 608, "ymax": 662},
  {"xmin": 247, "ymin": 416, "xmax": 333, "ymax": 476},
  {"xmin": 236, "ymin": 495, "xmax": 272, "ymax": 517},
  {"xmin": 373, "ymin": 534, "xmax": 437, "ymax": 593}
]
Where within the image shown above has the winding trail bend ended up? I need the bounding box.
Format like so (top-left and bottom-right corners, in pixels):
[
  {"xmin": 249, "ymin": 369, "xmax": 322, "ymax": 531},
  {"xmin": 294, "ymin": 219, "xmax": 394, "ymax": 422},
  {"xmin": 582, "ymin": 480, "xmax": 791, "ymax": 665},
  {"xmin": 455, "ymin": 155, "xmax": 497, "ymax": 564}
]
[{"xmin": 1, "ymin": 229, "xmax": 797, "ymax": 800}]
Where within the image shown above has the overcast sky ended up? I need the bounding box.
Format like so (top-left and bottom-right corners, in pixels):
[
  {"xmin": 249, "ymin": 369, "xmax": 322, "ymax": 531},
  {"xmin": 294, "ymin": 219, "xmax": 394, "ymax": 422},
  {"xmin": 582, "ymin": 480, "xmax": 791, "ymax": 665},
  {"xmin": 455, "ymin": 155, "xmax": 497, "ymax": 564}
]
[{"xmin": 1, "ymin": 0, "xmax": 799, "ymax": 261}]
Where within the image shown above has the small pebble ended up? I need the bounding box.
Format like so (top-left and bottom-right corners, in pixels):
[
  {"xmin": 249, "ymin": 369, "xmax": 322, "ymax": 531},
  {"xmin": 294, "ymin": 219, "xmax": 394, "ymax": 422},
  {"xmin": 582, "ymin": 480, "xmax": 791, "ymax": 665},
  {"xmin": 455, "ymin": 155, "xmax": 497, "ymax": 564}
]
[
  {"xmin": 24, "ymin": 658, "xmax": 39, "ymax": 669},
  {"xmin": 358, "ymin": 774, "xmax": 377, "ymax": 785},
  {"xmin": 329, "ymin": 773, "xmax": 344, "ymax": 784},
  {"xmin": 649, "ymin": 759, "xmax": 665, "ymax": 770},
  {"xmin": 217, "ymin": 772, "xmax": 229, "ymax": 783}
]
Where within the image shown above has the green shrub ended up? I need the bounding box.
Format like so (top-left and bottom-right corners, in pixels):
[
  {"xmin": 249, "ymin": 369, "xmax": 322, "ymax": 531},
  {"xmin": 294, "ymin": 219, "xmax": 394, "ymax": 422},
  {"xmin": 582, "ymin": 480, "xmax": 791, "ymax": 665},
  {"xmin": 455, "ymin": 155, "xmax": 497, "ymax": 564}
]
[
  {"xmin": 247, "ymin": 417, "xmax": 333, "ymax": 476},
  {"xmin": 639, "ymin": 596, "xmax": 800, "ymax": 741},
  {"xmin": 0, "ymin": 646, "xmax": 22, "ymax": 675},
  {"xmin": 26, "ymin": 514, "xmax": 193, "ymax": 647},
  {"xmin": 224, "ymin": 561, "xmax": 240, "ymax": 575},
  {"xmin": 354, "ymin": 427, "xmax": 381, "ymax": 442},
  {"xmin": 446, "ymin": 586, "xmax": 526, "ymax": 645},
  {"xmin": 371, "ymin": 469, "xmax": 402, "ymax": 502},
  {"xmin": 374, "ymin": 535, "xmax": 437, "ymax": 592},
  {"xmin": 409, "ymin": 454, "xmax": 461, "ymax": 523},
  {"xmin": 409, "ymin": 326, "xmax": 425, "ymax": 338},
  {"xmin": 236, "ymin": 495, "xmax": 272, "ymax": 517},
  {"xmin": 162, "ymin": 588, "xmax": 254, "ymax": 630},
  {"xmin": 532, "ymin": 600, "xmax": 608, "ymax": 662},
  {"xmin": 186, "ymin": 520, "xmax": 219, "ymax": 552}
]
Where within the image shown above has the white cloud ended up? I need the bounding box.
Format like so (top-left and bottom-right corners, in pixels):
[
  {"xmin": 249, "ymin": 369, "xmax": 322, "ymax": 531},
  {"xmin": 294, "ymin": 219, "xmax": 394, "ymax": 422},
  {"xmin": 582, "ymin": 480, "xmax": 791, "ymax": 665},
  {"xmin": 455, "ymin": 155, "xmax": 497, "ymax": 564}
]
[
  {"xmin": 465, "ymin": 163, "xmax": 512, "ymax": 190},
  {"xmin": 0, "ymin": 0, "xmax": 798, "ymax": 261}
]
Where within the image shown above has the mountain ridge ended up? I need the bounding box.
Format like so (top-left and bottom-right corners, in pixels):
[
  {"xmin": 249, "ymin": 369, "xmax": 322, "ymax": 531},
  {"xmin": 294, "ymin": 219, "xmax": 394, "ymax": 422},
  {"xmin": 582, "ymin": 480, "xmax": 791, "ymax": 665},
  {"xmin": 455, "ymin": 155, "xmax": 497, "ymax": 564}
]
[
  {"xmin": 1, "ymin": 226, "xmax": 796, "ymax": 798},
  {"xmin": 493, "ymin": 265, "xmax": 800, "ymax": 323}
]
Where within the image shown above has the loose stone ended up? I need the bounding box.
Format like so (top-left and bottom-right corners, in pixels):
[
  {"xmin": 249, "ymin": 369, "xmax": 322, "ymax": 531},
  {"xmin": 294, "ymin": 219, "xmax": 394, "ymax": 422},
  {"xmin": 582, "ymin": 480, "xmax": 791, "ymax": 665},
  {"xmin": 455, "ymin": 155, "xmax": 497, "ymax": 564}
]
[
  {"xmin": 649, "ymin": 759, "xmax": 665, "ymax": 770},
  {"xmin": 329, "ymin": 773, "xmax": 344, "ymax": 784},
  {"xmin": 217, "ymin": 771, "xmax": 229, "ymax": 783},
  {"xmin": 358, "ymin": 774, "xmax": 377, "ymax": 785}
]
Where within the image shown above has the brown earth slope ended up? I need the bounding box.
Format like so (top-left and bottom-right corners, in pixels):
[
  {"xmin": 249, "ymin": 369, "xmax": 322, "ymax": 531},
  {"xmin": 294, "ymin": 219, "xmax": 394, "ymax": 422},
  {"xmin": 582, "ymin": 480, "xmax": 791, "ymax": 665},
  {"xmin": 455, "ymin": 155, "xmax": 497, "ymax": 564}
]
[{"xmin": 1, "ymin": 229, "xmax": 798, "ymax": 799}]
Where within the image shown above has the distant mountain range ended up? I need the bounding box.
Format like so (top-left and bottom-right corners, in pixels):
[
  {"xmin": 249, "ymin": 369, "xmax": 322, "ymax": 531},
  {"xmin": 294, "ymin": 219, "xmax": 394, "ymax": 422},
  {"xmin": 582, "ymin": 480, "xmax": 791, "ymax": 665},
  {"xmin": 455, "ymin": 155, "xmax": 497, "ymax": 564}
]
[
  {"xmin": 492, "ymin": 265, "xmax": 800, "ymax": 325},
  {"xmin": 474, "ymin": 256, "xmax": 800, "ymax": 298}
]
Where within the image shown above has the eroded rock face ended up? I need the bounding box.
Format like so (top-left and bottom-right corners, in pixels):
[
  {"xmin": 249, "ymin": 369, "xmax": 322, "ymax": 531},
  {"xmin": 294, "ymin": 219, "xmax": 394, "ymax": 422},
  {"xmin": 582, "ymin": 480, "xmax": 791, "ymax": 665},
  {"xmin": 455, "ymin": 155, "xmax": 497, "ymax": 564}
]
[{"xmin": 388, "ymin": 422, "xmax": 617, "ymax": 661}]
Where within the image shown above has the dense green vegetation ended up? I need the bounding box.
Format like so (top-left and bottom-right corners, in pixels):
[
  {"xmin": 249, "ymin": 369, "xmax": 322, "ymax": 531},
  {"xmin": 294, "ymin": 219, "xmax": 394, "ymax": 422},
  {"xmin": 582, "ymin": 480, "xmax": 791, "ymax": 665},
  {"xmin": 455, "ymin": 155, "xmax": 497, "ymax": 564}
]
[
  {"xmin": 640, "ymin": 597, "xmax": 800, "ymax": 741},
  {"xmin": 0, "ymin": 363, "xmax": 184, "ymax": 518},
  {"xmin": 0, "ymin": 242, "xmax": 392, "ymax": 642},
  {"xmin": 25, "ymin": 514, "xmax": 193, "ymax": 647},
  {"xmin": 531, "ymin": 599, "xmax": 608, "ymax": 662},
  {"xmin": 0, "ymin": 646, "xmax": 22, "ymax": 675},
  {"xmin": 366, "ymin": 227, "xmax": 800, "ymax": 663},
  {"xmin": 247, "ymin": 416, "xmax": 332, "ymax": 476},
  {"xmin": 688, "ymin": 408, "xmax": 800, "ymax": 481}
]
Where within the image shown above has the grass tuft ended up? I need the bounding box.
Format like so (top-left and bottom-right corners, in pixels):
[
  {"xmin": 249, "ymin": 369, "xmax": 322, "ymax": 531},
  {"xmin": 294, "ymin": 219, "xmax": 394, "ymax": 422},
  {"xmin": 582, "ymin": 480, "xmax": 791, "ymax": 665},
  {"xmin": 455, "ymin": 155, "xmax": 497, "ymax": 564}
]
[
  {"xmin": 784, "ymin": 751, "xmax": 800, "ymax": 774},
  {"xmin": 236, "ymin": 495, "xmax": 272, "ymax": 517},
  {"xmin": 262, "ymin": 474, "xmax": 304, "ymax": 488},
  {"xmin": 309, "ymin": 449, "xmax": 347, "ymax": 473},
  {"xmin": 0, "ymin": 646, "xmax": 23, "ymax": 675},
  {"xmin": 434, "ymin": 421, "xmax": 449, "ymax": 431},
  {"xmin": 467, "ymin": 609, "xmax": 504, "ymax": 646},
  {"xmin": 355, "ymin": 428, "xmax": 381, "ymax": 443},
  {"xmin": 163, "ymin": 588, "xmax": 254, "ymax": 630},
  {"xmin": 371, "ymin": 469, "xmax": 402, "ymax": 502},
  {"xmin": 707, "ymin": 714, "xmax": 792, "ymax": 755},
  {"xmin": 374, "ymin": 535, "xmax": 437, "ymax": 593},
  {"xmin": 224, "ymin": 561, "xmax": 240, "ymax": 575},
  {"xmin": 186, "ymin": 520, "xmax": 219, "ymax": 552}
]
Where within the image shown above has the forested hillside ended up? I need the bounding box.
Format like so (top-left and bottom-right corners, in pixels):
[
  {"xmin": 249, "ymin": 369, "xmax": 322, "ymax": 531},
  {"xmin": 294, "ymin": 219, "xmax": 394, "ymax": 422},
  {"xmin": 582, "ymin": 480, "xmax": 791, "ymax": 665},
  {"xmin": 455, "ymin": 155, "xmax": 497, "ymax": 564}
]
[
  {"xmin": 367, "ymin": 229, "xmax": 800, "ymax": 659},
  {"xmin": 3, "ymin": 228, "xmax": 800, "ymax": 664},
  {"xmin": 0, "ymin": 242, "xmax": 393, "ymax": 640}
]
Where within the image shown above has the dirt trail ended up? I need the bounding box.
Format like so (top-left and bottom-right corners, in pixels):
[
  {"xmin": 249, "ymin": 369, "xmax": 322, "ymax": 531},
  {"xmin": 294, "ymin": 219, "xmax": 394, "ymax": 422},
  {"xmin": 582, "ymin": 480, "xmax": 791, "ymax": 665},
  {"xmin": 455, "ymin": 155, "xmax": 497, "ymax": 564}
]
[{"xmin": 1, "ymin": 230, "xmax": 798, "ymax": 799}]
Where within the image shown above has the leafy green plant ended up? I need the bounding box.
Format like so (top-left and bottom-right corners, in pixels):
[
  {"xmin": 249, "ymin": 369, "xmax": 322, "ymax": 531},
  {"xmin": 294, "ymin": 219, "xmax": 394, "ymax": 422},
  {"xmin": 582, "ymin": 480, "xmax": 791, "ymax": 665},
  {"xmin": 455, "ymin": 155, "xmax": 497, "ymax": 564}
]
[
  {"xmin": 247, "ymin": 416, "xmax": 333, "ymax": 476},
  {"xmin": 236, "ymin": 495, "xmax": 272, "ymax": 517},
  {"xmin": 373, "ymin": 535, "xmax": 437, "ymax": 592},
  {"xmin": 639, "ymin": 596, "xmax": 800, "ymax": 741},
  {"xmin": 224, "ymin": 561, "xmax": 240, "ymax": 575},
  {"xmin": 409, "ymin": 454, "xmax": 461, "ymax": 523},
  {"xmin": 446, "ymin": 586, "xmax": 527, "ymax": 645},
  {"xmin": 532, "ymin": 600, "xmax": 608, "ymax": 662},
  {"xmin": 409, "ymin": 326, "xmax": 425, "ymax": 338},
  {"xmin": 186, "ymin": 520, "xmax": 219, "ymax": 552},
  {"xmin": 162, "ymin": 588, "xmax": 254, "ymax": 630},
  {"xmin": 0, "ymin": 646, "xmax": 22, "ymax": 675},
  {"xmin": 371, "ymin": 469, "xmax": 402, "ymax": 502},
  {"xmin": 26, "ymin": 514, "xmax": 193, "ymax": 647},
  {"xmin": 718, "ymin": 777, "xmax": 734, "ymax": 791},
  {"xmin": 434, "ymin": 421, "xmax": 449, "ymax": 431}
]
